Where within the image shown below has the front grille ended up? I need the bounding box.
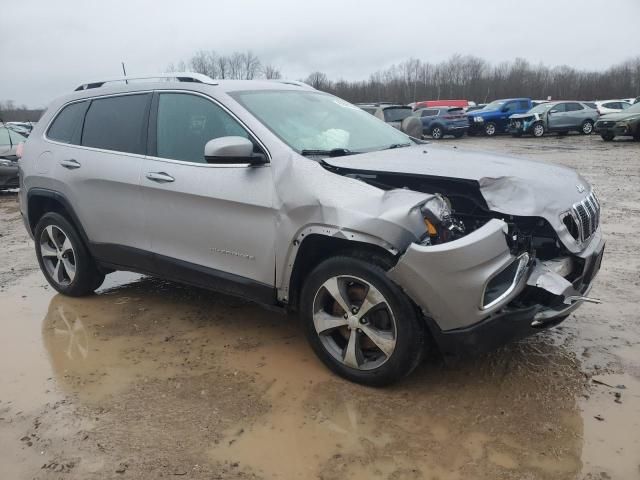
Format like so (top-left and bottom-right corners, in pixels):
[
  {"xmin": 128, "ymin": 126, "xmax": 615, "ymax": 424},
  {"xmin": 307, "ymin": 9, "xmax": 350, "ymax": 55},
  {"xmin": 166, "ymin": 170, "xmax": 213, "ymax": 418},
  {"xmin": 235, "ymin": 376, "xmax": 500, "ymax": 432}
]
[{"xmin": 570, "ymin": 191, "xmax": 600, "ymax": 243}]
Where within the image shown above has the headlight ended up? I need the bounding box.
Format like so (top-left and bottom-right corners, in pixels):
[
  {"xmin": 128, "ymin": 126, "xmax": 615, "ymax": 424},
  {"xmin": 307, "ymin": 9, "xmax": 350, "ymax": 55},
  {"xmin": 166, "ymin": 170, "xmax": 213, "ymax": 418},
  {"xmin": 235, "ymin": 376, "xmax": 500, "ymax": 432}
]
[
  {"xmin": 420, "ymin": 194, "xmax": 465, "ymax": 244},
  {"xmin": 474, "ymin": 116, "xmax": 484, "ymax": 123}
]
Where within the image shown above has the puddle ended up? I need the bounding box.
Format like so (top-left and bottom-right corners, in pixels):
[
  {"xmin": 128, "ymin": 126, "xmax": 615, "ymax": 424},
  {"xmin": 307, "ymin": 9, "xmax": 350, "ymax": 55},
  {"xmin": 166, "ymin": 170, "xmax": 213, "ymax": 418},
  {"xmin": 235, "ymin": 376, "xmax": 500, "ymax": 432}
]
[{"xmin": 1, "ymin": 271, "xmax": 639, "ymax": 478}]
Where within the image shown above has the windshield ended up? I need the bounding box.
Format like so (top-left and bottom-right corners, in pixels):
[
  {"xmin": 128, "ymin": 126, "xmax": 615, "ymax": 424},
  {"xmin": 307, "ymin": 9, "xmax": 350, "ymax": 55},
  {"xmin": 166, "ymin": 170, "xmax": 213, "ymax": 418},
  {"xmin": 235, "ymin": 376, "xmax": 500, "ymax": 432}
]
[
  {"xmin": 528, "ymin": 103, "xmax": 555, "ymax": 114},
  {"xmin": 484, "ymin": 100, "xmax": 506, "ymax": 110},
  {"xmin": 231, "ymin": 90, "xmax": 411, "ymax": 153}
]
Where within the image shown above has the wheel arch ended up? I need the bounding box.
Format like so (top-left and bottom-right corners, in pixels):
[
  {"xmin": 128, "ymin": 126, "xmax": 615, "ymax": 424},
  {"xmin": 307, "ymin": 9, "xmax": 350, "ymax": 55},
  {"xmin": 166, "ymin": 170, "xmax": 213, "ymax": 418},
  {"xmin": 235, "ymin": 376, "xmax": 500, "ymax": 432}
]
[
  {"xmin": 27, "ymin": 189, "xmax": 91, "ymax": 248},
  {"xmin": 280, "ymin": 229, "xmax": 400, "ymax": 311}
]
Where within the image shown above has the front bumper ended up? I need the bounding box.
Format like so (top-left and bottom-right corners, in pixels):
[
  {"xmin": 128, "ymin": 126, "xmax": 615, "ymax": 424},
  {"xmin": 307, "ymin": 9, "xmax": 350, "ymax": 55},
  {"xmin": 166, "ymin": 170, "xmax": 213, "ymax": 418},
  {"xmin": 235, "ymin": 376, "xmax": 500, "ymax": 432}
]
[
  {"xmin": 594, "ymin": 122, "xmax": 631, "ymax": 136},
  {"xmin": 388, "ymin": 219, "xmax": 605, "ymax": 355},
  {"xmin": 508, "ymin": 118, "xmax": 536, "ymax": 134}
]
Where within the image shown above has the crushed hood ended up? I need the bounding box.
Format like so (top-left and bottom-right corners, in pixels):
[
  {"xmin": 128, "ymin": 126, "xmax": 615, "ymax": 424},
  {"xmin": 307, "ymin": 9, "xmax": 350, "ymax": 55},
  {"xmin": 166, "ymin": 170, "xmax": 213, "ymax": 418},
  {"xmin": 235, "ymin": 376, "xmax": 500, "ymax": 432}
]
[
  {"xmin": 324, "ymin": 145, "xmax": 593, "ymax": 252},
  {"xmin": 509, "ymin": 112, "xmax": 537, "ymax": 120}
]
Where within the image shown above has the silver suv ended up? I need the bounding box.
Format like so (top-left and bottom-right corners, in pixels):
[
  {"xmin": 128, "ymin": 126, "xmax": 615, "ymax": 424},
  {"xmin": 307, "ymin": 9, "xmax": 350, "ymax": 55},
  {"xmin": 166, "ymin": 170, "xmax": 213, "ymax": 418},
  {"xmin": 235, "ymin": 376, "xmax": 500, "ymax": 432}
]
[{"xmin": 19, "ymin": 73, "xmax": 605, "ymax": 385}]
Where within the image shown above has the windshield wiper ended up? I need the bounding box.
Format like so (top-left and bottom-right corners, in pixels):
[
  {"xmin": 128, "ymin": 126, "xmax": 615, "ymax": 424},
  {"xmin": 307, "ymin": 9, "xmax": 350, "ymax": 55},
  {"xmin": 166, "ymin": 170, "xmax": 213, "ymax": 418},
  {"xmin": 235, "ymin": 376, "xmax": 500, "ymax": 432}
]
[
  {"xmin": 384, "ymin": 143, "xmax": 412, "ymax": 150},
  {"xmin": 300, "ymin": 148, "xmax": 357, "ymax": 157}
]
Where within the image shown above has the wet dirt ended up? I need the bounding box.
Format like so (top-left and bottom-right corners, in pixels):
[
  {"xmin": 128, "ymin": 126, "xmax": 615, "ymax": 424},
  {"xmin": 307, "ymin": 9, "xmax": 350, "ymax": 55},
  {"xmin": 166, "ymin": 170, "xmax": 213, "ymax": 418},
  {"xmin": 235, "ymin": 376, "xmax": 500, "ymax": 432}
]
[{"xmin": 1, "ymin": 134, "xmax": 639, "ymax": 479}]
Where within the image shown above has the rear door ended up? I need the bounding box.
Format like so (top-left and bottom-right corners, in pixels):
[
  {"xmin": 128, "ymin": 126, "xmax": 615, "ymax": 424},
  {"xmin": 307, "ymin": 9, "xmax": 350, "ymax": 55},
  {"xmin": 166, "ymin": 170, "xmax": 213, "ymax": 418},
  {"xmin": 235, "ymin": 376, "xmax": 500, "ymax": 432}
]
[
  {"xmin": 140, "ymin": 91, "xmax": 276, "ymax": 289},
  {"xmin": 47, "ymin": 93, "xmax": 150, "ymax": 254},
  {"xmin": 565, "ymin": 102, "xmax": 586, "ymax": 127}
]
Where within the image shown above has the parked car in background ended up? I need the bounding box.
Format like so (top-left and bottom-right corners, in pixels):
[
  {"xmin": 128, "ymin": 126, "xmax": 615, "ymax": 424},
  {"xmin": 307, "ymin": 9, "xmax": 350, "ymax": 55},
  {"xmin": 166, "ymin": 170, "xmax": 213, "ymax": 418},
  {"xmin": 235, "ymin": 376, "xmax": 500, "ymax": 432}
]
[
  {"xmin": 594, "ymin": 101, "xmax": 640, "ymax": 141},
  {"xmin": 595, "ymin": 100, "xmax": 632, "ymax": 116},
  {"xmin": 414, "ymin": 107, "xmax": 469, "ymax": 139},
  {"xmin": 358, "ymin": 103, "xmax": 423, "ymax": 138},
  {"xmin": 0, "ymin": 126, "xmax": 24, "ymax": 190},
  {"xmin": 413, "ymin": 99, "xmax": 472, "ymax": 110},
  {"xmin": 467, "ymin": 98, "xmax": 532, "ymax": 136},
  {"xmin": 508, "ymin": 101, "xmax": 598, "ymax": 137}
]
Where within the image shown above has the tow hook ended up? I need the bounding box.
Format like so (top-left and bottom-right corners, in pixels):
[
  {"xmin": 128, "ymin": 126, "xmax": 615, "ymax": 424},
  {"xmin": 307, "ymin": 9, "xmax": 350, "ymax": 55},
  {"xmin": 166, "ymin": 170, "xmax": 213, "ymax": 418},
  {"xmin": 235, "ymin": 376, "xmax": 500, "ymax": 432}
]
[{"xmin": 563, "ymin": 295, "xmax": 602, "ymax": 305}]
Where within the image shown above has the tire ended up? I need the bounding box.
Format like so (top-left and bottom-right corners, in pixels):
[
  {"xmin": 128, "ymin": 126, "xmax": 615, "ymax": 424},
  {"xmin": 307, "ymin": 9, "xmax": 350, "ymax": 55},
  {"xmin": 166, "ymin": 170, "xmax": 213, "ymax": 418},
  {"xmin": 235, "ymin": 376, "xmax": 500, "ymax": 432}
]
[
  {"xmin": 34, "ymin": 212, "xmax": 105, "ymax": 296},
  {"xmin": 601, "ymin": 133, "xmax": 615, "ymax": 142},
  {"xmin": 452, "ymin": 131, "xmax": 464, "ymax": 138},
  {"xmin": 484, "ymin": 122, "xmax": 497, "ymax": 136},
  {"xmin": 532, "ymin": 122, "xmax": 545, "ymax": 138},
  {"xmin": 581, "ymin": 120, "xmax": 594, "ymax": 135},
  {"xmin": 300, "ymin": 256, "xmax": 425, "ymax": 386},
  {"xmin": 430, "ymin": 125, "xmax": 444, "ymax": 140}
]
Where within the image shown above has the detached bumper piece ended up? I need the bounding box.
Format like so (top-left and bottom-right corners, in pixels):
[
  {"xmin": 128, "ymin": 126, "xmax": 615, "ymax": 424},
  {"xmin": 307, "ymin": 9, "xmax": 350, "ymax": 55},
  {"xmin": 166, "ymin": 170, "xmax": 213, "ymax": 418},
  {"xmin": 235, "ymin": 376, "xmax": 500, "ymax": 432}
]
[{"xmin": 389, "ymin": 220, "xmax": 605, "ymax": 357}]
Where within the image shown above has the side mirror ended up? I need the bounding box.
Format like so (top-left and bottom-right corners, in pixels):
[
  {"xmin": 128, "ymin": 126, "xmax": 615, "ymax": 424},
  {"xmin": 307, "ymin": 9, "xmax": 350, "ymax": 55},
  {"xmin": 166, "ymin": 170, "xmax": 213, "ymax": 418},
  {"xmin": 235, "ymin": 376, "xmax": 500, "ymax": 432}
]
[{"xmin": 204, "ymin": 136, "xmax": 267, "ymax": 166}]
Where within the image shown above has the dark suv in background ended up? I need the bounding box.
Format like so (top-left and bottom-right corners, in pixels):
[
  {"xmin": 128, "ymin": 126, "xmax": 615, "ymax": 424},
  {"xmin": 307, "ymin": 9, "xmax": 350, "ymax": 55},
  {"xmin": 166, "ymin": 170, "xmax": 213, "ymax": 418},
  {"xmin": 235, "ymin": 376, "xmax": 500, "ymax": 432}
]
[{"xmin": 414, "ymin": 107, "xmax": 469, "ymax": 139}]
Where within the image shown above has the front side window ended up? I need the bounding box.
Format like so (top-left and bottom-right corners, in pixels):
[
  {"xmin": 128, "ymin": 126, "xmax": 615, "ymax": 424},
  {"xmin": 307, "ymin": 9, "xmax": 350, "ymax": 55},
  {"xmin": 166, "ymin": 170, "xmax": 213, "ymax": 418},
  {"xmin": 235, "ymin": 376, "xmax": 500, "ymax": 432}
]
[
  {"xmin": 47, "ymin": 101, "xmax": 88, "ymax": 144},
  {"xmin": 551, "ymin": 103, "xmax": 567, "ymax": 113},
  {"xmin": 231, "ymin": 90, "xmax": 410, "ymax": 153},
  {"xmin": 156, "ymin": 93, "xmax": 248, "ymax": 163},
  {"xmin": 82, "ymin": 94, "xmax": 151, "ymax": 154}
]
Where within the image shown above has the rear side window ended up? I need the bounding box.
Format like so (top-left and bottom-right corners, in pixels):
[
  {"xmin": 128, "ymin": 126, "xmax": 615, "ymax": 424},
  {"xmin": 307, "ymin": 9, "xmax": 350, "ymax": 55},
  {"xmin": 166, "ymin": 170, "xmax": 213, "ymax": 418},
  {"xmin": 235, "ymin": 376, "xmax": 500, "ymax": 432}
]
[
  {"xmin": 421, "ymin": 109, "xmax": 438, "ymax": 117},
  {"xmin": 621, "ymin": 102, "xmax": 631, "ymax": 110},
  {"xmin": 47, "ymin": 101, "xmax": 88, "ymax": 144},
  {"xmin": 82, "ymin": 94, "xmax": 151, "ymax": 154},
  {"xmin": 585, "ymin": 102, "xmax": 597, "ymax": 109},
  {"xmin": 155, "ymin": 93, "xmax": 248, "ymax": 163}
]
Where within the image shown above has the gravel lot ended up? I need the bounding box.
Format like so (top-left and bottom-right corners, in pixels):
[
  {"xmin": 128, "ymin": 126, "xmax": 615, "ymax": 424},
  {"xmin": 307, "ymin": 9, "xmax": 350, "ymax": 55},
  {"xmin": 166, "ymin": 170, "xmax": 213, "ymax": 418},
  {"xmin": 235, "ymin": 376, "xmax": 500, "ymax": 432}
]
[{"xmin": 1, "ymin": 133, "xmax": 639, "ymax": 479}]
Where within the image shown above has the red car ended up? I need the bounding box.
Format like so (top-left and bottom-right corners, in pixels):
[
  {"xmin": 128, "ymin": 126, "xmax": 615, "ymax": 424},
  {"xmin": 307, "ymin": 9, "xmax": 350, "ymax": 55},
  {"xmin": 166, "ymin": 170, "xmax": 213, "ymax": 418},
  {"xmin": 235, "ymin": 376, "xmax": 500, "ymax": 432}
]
[{"xmin": 414, "ymin": 99, "xmax": 471, "ymax": 110}]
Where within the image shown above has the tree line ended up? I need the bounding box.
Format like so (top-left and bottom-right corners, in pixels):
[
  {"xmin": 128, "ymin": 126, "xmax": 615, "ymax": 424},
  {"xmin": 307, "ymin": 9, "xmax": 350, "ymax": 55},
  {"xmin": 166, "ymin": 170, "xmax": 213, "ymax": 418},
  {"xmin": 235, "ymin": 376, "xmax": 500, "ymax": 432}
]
[{"xmin": 170, "ymin": 51, "xmax": 640, "ymax": 104}]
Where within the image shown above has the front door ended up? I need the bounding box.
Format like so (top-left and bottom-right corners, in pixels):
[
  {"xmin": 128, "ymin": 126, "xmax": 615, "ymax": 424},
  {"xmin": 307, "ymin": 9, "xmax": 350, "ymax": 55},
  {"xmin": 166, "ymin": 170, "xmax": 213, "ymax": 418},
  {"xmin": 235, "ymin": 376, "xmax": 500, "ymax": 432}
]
[
  {"xmin": 140, "ymin": 91, "xmax": 276, "ymax": 290},
  {"xmin": 547, "ymin": 103, "xmax": 568, "ymax": 131}
]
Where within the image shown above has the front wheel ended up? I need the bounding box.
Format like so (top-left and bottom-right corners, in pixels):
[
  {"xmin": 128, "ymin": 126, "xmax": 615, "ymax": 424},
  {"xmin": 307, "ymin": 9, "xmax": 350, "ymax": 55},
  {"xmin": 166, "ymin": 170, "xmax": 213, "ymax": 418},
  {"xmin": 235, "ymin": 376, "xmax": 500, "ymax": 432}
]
[
  {"xmin": 532, "ymin": 122, "xmax": 545, "ymax": 138},
  {"xmin": 484, "ymin": 122, "xmax": 497, "ymax": 136},
  {"xmin": 34, "ymin": 213, "xmax": 105, "ymax": 296},
  {"xmin": 300, "ymin": 256, "xmax": 425, "ymax": 386},
  {"xmin": 581, "ymin": 120, "xmax": 594, "ymax": 135}
]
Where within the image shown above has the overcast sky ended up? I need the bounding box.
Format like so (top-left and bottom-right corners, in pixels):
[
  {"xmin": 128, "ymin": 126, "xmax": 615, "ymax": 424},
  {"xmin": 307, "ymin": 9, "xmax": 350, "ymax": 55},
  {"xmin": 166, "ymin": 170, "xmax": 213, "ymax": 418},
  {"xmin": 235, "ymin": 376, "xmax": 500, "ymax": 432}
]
[{"xmin": 1, "ymin": 0, "xmax": 638, "ymax": 107}]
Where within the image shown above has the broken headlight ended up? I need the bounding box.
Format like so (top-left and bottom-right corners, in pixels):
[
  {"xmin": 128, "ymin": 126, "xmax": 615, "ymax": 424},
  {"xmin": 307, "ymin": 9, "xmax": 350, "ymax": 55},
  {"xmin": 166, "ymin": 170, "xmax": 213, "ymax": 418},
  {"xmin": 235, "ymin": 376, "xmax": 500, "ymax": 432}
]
[{"xmin": 420, "ymin": 194, "xmax": 465, "ymax": 244}]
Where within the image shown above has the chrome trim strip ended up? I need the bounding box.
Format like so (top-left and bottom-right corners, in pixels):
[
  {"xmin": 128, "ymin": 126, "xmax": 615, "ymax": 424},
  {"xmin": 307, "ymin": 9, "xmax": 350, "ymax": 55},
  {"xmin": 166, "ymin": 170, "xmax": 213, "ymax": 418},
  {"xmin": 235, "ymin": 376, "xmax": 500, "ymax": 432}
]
[{"xmin": 480, "ymin": 252, "xmax": 530, "ymax": 311}]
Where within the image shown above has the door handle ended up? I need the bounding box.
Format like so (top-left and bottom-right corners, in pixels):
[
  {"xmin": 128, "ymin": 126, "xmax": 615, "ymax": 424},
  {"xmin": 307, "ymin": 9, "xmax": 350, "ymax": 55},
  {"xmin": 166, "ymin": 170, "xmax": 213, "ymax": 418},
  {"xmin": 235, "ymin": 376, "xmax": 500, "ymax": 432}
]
[
  {"xmin": 145, "ymin": 171, "xmax": 175, "ymax": 183},
  {"xmin": 60, "ymin": 159, "xmax": 81, "ymax": 169}
]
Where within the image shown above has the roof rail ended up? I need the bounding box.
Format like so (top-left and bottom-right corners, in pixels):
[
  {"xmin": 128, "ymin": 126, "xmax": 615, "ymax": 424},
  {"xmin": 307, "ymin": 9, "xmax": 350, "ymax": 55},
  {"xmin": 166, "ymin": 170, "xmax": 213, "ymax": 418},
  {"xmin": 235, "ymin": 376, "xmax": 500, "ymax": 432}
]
[
  {"xmin": 74, "ymin": 72, "xmax": 218, "ymax": 91},
  {"xmin": 270, "ymin": 79, "xmax": 314, "ymax": 89}
]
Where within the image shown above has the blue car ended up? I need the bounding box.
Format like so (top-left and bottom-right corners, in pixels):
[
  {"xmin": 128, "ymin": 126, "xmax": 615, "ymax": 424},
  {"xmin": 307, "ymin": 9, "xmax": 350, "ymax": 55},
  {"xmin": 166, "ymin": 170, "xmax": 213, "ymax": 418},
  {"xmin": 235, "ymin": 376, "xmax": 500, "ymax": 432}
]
[
  {"xmin": 467, "ymin": 98, "xmax": 532, "ymax": 136},
  {"xmin": 415, "ymin": 107, "xmax": 469, "ymax": 139}
]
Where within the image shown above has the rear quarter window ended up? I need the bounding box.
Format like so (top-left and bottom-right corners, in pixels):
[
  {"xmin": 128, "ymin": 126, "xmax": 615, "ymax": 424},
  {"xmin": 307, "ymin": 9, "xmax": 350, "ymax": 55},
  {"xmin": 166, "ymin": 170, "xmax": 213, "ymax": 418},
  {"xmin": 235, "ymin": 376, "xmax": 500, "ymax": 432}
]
[
  {"xmin": 47, "ymin": 101, "xmax": 88, "ymax": 144},
  {"xmin": 81, "ymin": 94, "xmax": 151, "ymax": 154}
]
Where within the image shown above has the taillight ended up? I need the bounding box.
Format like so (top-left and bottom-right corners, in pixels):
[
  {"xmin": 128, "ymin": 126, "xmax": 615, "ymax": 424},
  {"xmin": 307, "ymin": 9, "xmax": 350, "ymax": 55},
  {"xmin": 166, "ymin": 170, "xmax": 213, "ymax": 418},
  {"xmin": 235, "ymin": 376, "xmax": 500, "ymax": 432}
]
[{"xmin": 16, "ymin": 142, "xmax": 24, "ymax": 159}]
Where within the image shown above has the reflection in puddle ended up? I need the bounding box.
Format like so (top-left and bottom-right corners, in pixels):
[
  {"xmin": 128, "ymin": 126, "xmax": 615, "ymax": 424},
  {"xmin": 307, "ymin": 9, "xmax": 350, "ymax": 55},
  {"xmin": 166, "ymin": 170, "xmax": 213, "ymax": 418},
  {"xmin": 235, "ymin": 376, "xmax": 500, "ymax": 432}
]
[{"xmin": 36, "ymin": 276, "xmax": 589, "ymax": 479}]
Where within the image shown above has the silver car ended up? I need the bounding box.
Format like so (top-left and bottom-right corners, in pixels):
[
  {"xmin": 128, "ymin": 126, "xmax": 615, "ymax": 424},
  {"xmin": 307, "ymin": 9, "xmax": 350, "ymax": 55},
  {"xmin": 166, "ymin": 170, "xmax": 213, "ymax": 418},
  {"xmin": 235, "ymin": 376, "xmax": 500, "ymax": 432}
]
[
  {"xmin": 509, "ymin": 101, "xmax": 599, "ymax": 137},
  {"xmin": 19, "ymin": 74, "xmax": 605, "ymax": 385}
]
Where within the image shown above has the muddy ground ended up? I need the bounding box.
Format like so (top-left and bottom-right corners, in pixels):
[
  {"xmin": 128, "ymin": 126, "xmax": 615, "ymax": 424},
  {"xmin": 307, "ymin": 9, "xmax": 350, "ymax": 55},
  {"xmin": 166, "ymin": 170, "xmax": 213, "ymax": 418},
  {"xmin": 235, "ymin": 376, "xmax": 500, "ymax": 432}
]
[{"xmin": 1, "ymin": 134, "xmax": 639, "ymax": 480}]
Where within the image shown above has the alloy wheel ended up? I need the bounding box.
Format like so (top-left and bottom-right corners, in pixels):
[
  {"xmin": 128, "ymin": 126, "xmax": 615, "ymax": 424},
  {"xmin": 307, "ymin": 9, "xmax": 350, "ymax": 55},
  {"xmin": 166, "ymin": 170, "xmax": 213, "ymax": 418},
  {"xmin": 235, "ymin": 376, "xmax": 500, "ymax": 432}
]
[
  {"xmin": 485, "ymin": 124, "xmax": 496, "ymax": 136},
  {"xmin": 583, "ymin": 122, "xmax": 593, "ymax": 134},
  {"xmin": 40, "ymin": 225, "xmax": 77, "ymax": 286},
  {"xmin": 312, "ymin": 275, "xmax": 397, "ymax": 370},
  {"xmin": 432, "ymin": 127, "xmax": 442, "ymax": 139},
  {"xmin": 533, "ymin": 124, "xmax": 545, "ymax": 137}
]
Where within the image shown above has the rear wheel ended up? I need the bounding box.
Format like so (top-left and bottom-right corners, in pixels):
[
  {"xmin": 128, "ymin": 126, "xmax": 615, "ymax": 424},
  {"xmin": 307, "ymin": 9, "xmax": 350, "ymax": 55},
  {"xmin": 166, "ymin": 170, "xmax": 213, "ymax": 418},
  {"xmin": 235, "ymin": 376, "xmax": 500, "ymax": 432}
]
[
  {"xmin": 532, "ymin": 122, "xmax": 545, "ymax": 138},
  {"xmin": 34, "ymin": 213, "xmax": 105, "ymax": 296},
  {"xmin": 581, "ymin": 120, "xmax": 594, "ymax": 135},
  {"xmin": 601, "ymin": 132, "xmax": 615, "ymax": 141},
  {"xmin": 430, "ymin": 125, "xmax": 444, "ymax": 140},
  {"xmin": 484, "ymin": 122, "xmax": 497, "ymax": 136},
  {"xmin": 300, "ymin": 256, "xmax": 425, "ymax": 386}
]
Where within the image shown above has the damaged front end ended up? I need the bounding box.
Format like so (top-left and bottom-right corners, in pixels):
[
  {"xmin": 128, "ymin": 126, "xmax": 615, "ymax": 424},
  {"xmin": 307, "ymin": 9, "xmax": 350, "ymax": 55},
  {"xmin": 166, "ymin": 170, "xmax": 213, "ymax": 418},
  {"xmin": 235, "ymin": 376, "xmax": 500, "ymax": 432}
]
[
  {"xmin": 322, "ymin": 155, "xmax": 605, "ymax": 356},
  {"xmin": 508, "ymin": 113, "xmax": 540, "ymax": 135},
  {"xmin": 389, "ymin": 193, "xmax": 605, "ymax": 356}
]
